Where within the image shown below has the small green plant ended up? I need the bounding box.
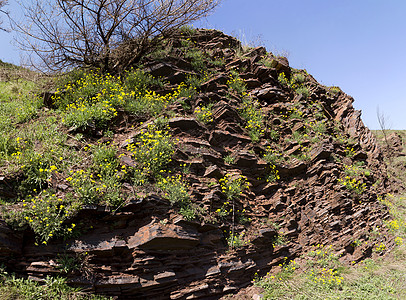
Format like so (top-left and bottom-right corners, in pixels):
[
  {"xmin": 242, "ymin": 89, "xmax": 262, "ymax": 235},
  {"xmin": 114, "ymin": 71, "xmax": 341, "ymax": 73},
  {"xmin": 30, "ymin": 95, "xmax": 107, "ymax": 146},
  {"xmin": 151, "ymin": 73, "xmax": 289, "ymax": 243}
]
[
  {"xmin": 338, "ymin": 176, "xmax": 366, "ymax": 194},
  {"xmin": 123, "ymin": 68, "xmax": 164, "ymax": 92},
  {"xmin": 239, "ymin": 95, "xmax": 265, "ymax": 142},
  {"xmin": 258, "ymin": 57, "xmax": 273, "ymax": 68},
  {"xmin": 219, "ymin": 173, "xmax": 249, "ymax": 200},
  {"xmin": 11, "ymin": 192, "xmax": 79, "ymax": 244},
  {"xmin": 53, "ymin": 72, "xmax": 125, "ymax": 129},
  {"xmin": 288, "ymin": 106, "xmax": 304, "ymax": 120},
  {"xmin": 263, "ymin": 147, "xmax": 284, "ymax": 165},
  {"xmin": 329, "ymin": 86, "xmax": 341, "ymax": 94},
  {"xmin": 126, "ymin": 121, "xmax": 175, "ymax": 177},
  {"xmin": 227, "ymin": 71, "xmax": 247, "ymax": 95},
  {"xmin": 56, "ymin": 254, "xmax": 80, "ymax": 274},
  {"xmin": 291, "ymin": 73, "xmax": 306, "ymax": 84},
  {"xmin": 374, "ymin": 242, "xmax": 386, "ymax": 253},
  {"xmin": 216, "ymin": 201, "xmax": 232, "ymax": 218},
  {"xmin": 266, "ymin": 164, "xmax": 280, "ymax": 183},
  {"xmin": 224, "ymin": 154, "xmax": 235, "ymax": 165},
  {"xmin": 312, "ymin": 120, "xmax": 327, "ymax": 134},
  {"xmin": 272, "ymin": 233, "xmax": 287, "ymax": 246},
  {"xmin": 186, "ymin": 49, "xmax": 206, "ymax": 71},
  {"xmin": 278, "ymin": 71, "xmax": 310, "ymax": 98},
  {"xmin": 157, "ymin": 174, "xmax": 189, "ymax": 205},
  {"xmin": 0, "ymin": 274, "xmax": 109, "ymax": 299},
  {"xmin": 194, "ymin": 104, "xmax": 213, "ymax": 123},
  {"xmin": 179, "ymin": 205, "xmax": 196, "ymax": 221},
  {"xmin": 345, "ymin": 146, "xmax": 356, "ymax": 158},
  {"xmin": 278, "ymin": 72, "xmax": 289, "ymax": 86},
  {"xmin": 226, "ymin": 231, "xmax": 246, "ymax": 248},
  {"xmin": 395, "ymin": 236, "xmax": 403, "ymax": 246},
  {"xmin": 351, "ymin": 239, "xmax": 362, "ymax": 248},
  {"xmin": 268, "ymin": 129, "xmax": 280, "ymax": 141},
  {"xmin": 179, "ymin": 25, "xmax": 197, "ymax": 36}
]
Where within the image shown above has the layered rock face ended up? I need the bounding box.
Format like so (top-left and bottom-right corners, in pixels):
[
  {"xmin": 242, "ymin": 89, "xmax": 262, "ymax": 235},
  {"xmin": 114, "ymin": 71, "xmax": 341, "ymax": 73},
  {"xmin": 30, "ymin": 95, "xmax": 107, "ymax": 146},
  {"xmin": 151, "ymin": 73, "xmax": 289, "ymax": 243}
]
[{"xmin": 0, "ymin": 29, "xmax": 393, "ymax": 299}]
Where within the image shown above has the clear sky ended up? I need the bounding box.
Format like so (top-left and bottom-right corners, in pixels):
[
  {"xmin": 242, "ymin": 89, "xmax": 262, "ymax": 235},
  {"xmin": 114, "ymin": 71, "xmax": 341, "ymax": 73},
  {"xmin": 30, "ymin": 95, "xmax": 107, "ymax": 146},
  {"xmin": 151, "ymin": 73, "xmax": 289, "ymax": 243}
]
[{"xmin": 1, "ymin": 0, "xmax": 406, "ymax": 129}]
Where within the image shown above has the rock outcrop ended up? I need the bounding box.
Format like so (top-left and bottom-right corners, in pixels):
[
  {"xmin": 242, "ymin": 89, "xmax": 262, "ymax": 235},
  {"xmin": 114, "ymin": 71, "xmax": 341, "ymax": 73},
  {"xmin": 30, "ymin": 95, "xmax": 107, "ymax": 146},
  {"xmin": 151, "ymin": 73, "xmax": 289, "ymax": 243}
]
[{"xmin": 0, "ymin": 29, "xmax": 394, "ymax": 299}]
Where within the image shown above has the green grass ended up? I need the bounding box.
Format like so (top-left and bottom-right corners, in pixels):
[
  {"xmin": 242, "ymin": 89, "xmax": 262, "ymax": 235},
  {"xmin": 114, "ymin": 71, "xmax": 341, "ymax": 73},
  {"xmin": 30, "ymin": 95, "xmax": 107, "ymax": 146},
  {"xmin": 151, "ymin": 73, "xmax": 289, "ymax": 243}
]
[{"xmin": 0, "ymin": 270, "xmax": 110, "ymax": 300}]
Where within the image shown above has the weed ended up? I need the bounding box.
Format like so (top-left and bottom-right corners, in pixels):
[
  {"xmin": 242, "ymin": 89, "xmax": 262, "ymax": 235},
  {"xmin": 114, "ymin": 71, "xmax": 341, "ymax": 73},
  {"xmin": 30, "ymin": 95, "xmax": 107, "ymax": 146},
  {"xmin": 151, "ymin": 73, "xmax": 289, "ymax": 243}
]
[
  {"xmin": 10, "ymin": 192, "xmax": 79, "ymax": 244},
  {"xmin": 179, "ymin": 205, "xmax": 196, "ymax": 221},
  {"xmin": 338, "ymin": 176, "xmax": 366, "ymax": 194},
  {"xmin": 266, "ymin": 164, "xmax": 280, "ymax": 183},
  {"xmin": 374, "ymin": 242, "xmax": 386, "ymax": 253},
  {"xmin": 227, "ymin": 71, "xmax": 247, "ymax": 95},
  {"xmin": 186, "ymin": 49, "xmax": 206, "ymax": 71},
  {"xmin": 329, "ymin": 86, "xmax": 341, "ymax": 94},
  {"xmin": 278, "ymin": 71, "xmax": 310, "ymax": 98},
  {"xmin": 263, "ymin": 147, "xmax": 284, "ymax": 165},
  {"xmin": 194, "ymin": 104, "xmax": 213, "ymax": 124},
  {"xmin": 224, "ymin": 154, "xmax": 235, "ymax": 165},
  {"xmin": 219, "ymin": 173, "xmax": 249, "ymax": 200},
  {"xmin": 226, "ymin": 231, "xmax": 246, "ymax": 248},
  {"xmin": 56, "ymin": 254, "xmax": 79, "ymax": 274},
  {"xmin": 345, "ymin": 146, "xmax": 356, "ymax": 158},
  {"xmin": 157, "ymin": 174, "xmax": 189, "ymax": 205},
  {"xmin": 126, "ymin": 121, "xmax": 175, "ymax": 177},
  {"xmin": 239, "ymin": 95, "xmax": 265, "ymax": 142}
]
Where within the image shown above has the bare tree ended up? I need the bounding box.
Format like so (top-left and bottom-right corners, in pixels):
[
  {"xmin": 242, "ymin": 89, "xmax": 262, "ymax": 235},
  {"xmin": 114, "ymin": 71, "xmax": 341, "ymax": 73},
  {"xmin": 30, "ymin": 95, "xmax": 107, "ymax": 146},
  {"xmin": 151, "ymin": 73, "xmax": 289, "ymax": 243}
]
[
  {"xmin": 13, "ymin": 0, "xmax": 221, "ymax": 73},
  {"xmin": 377, "ymin": 106, "xmax": 391, "ymax": 154}
]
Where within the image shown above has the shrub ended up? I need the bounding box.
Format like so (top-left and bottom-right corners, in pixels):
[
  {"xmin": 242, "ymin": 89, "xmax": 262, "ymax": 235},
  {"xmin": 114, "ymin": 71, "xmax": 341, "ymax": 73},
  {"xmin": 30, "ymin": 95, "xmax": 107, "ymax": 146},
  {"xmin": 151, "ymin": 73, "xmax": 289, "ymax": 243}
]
[{"xmin": 18, "ymin": 192, "xmax": 79, "ymax": 244}]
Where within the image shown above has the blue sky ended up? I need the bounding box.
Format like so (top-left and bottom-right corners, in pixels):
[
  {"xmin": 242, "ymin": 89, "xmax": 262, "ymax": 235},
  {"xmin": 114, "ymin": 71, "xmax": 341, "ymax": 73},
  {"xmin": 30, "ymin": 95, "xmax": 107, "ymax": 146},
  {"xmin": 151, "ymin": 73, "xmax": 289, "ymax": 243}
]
[{"xmin": 1, "ymin": 0, "xmax": 406, "ymax": 129}]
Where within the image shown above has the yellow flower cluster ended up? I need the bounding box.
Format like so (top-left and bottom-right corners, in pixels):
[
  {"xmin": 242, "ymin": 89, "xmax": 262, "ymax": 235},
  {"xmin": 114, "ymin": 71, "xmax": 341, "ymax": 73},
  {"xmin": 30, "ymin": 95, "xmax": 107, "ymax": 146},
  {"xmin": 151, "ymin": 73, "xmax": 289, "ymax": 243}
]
[
  {"xmin": 226, "ymin": 231, "xmax": 246, "ymax": 248},
  {"xmin": 216, "ymin": 201, "xmax": 232, "ymax": 217},
  {"xmin": 375, "ymin": 242, "xmax": 386, "ymax": 253},
  {"xmin": 227, "ymin": 73, "xmax": 247, "ymax": 95},
  {"xmin": 219, "ymin": 173, "xmax": 249, "ymax": 200},
  {"xmin": 395, "ymin": 236, "xmax": 403, "ymax": 246},
  {"xmin": 22, "ymin": 192, "xmax": 76, "ymax": 244},
  {"xmin": 310, "ymin": 268, "xmax": 344, "ymax": 287},
  {"xmin": 282, "ymin": 259, "xmax": 299, "ymax": 273},
  {"xmin": 287, "ymin": 106, "xmax": 304, "ymax": 119},
  {"xmin": 338, "ymin": 176, "xmax": 366, "ymax": 194},
  {"xmin": 345, "ymin": 146, "xmax": 356, "ymax": 158},
  {"xmin": 194, "ymin": 105, "xmax": 213, "ymax": 123},
  {"xmin": 266, "ymin": 164, "xmax": 280, "ymax": 183},
  {"xmin": 377, "ymin": 194, "xmax": 394, "ymax": 207},
  {"xmin": 240, "ymin": 96, "xmax": 264, "ymax": 142},
  {"xmin": 53, "ymin": 71, "xmax": 188, "ymax": 128},
  {"xmin": 387, "ymin": 219, "xmax": 400, "ymax": 231},
  {"xmin": 157, "ymin": 174, "xmax": 189, "ymax": 205},
  {"xmin": 126, "ymin": 122, "xmax": 175, "ymax": 177},
  {"xmin": 309, "ymin": 244, "xmax": 334, "ymax": 258}
]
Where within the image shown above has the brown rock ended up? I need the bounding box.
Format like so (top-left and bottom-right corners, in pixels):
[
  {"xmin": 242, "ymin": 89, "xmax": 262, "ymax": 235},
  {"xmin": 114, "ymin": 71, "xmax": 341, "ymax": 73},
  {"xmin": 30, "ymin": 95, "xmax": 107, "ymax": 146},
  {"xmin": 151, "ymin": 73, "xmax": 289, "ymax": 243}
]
[
  {"xmin": 0, "ymin": 220, "xmax": 22, "ymax": 257},
  {"xmin": 127, "ymin": 223, "xmax": 200, "ymax": 250}
]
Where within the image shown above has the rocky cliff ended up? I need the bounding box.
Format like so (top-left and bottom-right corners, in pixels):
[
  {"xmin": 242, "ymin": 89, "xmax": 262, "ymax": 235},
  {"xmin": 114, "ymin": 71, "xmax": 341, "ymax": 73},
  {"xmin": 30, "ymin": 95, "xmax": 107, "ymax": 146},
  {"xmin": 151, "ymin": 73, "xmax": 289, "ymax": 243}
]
[{"xmin": 0, "ymin": 29, "xmax": 394, "ymax": 299}]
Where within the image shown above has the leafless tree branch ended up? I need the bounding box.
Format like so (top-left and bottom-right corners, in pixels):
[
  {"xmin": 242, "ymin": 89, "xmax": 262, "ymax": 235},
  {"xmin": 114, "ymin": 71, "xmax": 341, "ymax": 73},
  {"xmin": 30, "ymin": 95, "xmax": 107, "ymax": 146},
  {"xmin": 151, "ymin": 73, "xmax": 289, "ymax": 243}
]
[
  {"xmin": 0, "ymin": 0, "xmax": 9, "ymax": 32},
  {"xmin": 377, "ymin": 106, "xmax": 392, "ymax": 156},
  {"xmin": 13, "ymin": 0, "xmax": 221, "ymax": 73}
]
